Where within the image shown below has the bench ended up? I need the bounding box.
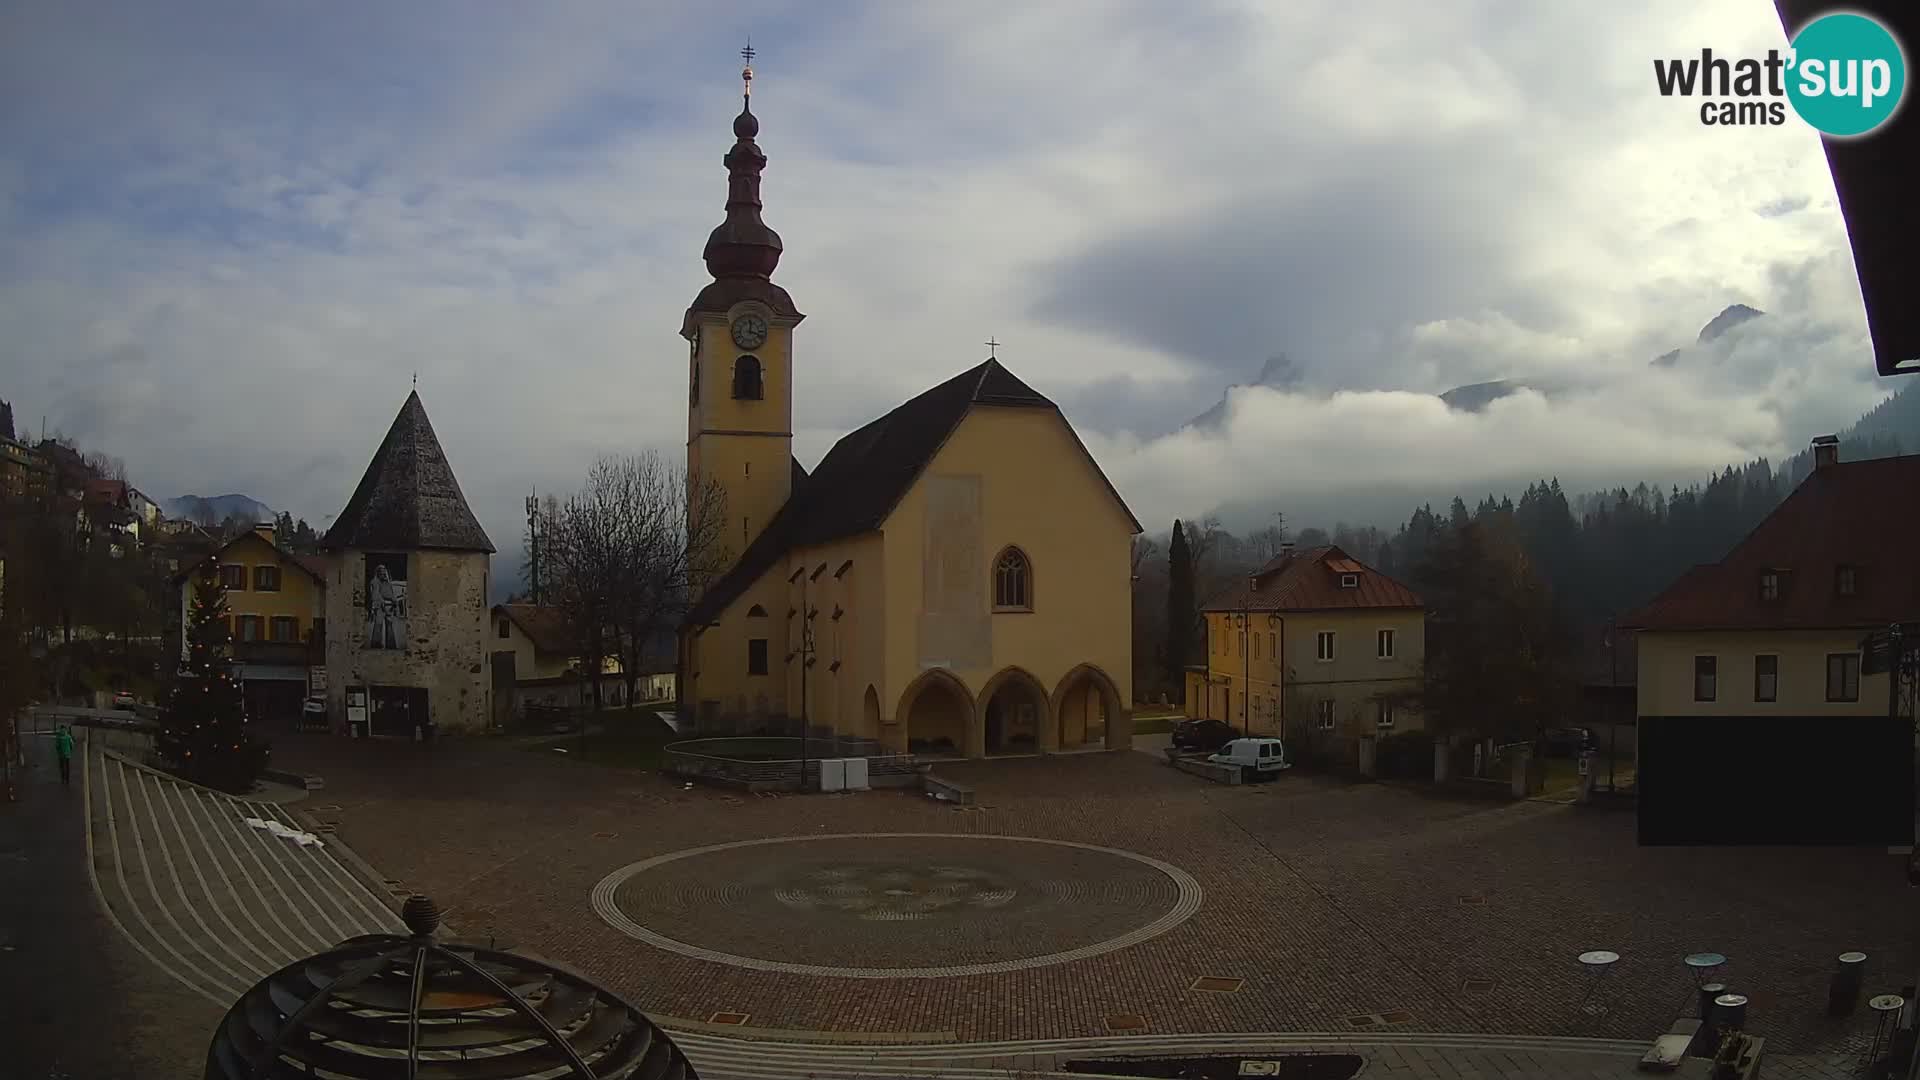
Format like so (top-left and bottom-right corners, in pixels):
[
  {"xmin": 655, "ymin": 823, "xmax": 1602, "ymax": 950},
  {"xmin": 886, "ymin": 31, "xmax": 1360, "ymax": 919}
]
[
  {"xmin": 1639, "ymin": 1017, "xmax": 1699, "ymax": 1072},
  {"xmin": 921, "ymin": 774, "xmax": 975, "ymax": 805}
]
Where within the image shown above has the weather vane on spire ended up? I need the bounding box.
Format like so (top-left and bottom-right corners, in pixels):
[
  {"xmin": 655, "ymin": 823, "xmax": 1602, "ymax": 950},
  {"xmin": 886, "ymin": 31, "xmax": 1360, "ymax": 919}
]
[{"xmin": 741, "ymin": 39, "xmax": 755, "ymax": 98}]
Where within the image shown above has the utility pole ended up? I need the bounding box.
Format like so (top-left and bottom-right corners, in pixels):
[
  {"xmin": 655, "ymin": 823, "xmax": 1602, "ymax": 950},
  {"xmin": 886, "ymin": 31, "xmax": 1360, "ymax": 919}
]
[{"xmin": 524, "ymin": 493, "xmax": 542, "ymax": 604}]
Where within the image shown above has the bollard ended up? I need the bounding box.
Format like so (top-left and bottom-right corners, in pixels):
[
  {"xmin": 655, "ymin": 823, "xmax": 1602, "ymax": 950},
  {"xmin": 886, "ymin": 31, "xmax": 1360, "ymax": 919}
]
[{"xmin": 1830, "ymin": 952, "xmax": 1867, "ymax": 1017}]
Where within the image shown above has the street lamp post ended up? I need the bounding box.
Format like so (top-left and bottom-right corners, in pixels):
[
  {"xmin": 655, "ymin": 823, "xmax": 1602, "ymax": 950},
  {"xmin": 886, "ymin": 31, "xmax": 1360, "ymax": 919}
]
[{"xmin": 788, "ymin": 566, "xmax": 815, "ymax": 791}]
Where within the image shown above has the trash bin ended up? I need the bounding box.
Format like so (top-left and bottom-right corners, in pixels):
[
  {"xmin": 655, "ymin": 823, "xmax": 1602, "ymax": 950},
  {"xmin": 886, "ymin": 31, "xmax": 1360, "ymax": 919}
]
[
  {"xmin": 1830, "ymin": 952, "xmax": 1867, "ymax": 1017},
  {"xmin": 1713, "ymin": 993, "xmax": 1749, "ymax": 1031}
]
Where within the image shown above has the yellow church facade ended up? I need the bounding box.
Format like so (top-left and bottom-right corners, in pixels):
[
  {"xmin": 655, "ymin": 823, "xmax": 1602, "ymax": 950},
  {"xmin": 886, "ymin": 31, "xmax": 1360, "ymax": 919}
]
[{"xmin": 677, "ymin": 69, "xmax": 1138, "ymax": 758}]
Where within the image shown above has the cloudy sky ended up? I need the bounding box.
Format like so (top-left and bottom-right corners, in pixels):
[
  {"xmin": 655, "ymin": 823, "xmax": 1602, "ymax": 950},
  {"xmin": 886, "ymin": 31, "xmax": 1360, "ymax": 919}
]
[{"xmin": 0, "ymin": 1, "xmax": 1897, "ymax": 574}]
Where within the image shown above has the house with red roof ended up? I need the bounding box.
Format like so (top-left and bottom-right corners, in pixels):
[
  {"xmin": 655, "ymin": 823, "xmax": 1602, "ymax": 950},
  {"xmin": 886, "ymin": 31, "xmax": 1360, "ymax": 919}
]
[
  {"xmin": 1191, "ymin": 544, "xmax": 1426, "ymax": 741},
  {"xmin": 1621, "ymin": 437, "xmax": 1919, "ymax": 723}
]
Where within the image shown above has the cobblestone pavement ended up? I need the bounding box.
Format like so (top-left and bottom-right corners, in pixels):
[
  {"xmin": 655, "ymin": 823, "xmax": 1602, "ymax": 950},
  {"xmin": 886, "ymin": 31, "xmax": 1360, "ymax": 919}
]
[{"xmin": 266, "ymin": 734, "xmax": 1915, "ymax": 1066}]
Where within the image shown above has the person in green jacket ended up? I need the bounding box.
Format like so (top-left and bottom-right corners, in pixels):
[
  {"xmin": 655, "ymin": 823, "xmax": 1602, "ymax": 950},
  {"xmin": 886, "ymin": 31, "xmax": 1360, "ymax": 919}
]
[{"xmin": 54, "ymin": 724, "xmax": 74, "ymax": 786}]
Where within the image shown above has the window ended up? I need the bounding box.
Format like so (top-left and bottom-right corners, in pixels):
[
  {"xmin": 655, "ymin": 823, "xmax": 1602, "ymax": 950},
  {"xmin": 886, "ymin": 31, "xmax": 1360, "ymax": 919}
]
[
  {"xmin": 747, "ymin": 604, "xmax": 768, "ymax": 618},
  {"xmin": 1315, "ymin": 631, "xmax": 1336, "ymax": 662},
  {"xmin": 1377, "ymin": 628, "xmax": 1395, "ymax": 659},
  {"xmin": 1339, "ymin": 573, "xmax": 1359, "ymax": 589},
  {"xmin": 1268, "ymin": 631, "xmax": 1276, "ymax": 658},
  {"xmin": 993, "ymin": 547, "xmax": 1032, "ymax": 610},
  {"xmin": 498, "ymin": 619, "xmax": 510, "ymax": 639},
  {"xmin": 1238, "ymin": 630, "xmax": 1245, "ymax": 656},
  {"xmin": 269, "ymin": 616, "xmax": 298, "ymax": 643},
  {"xmin": 1252, "ymin": 635, "xmax": 1261, "ymax": 660},
  {"xmin": 1375, "ymin": 700, "xmax": 1395, "ymax": 728},
  {"xmin": 731, "ymin": 355, "xmax": 763, "ymax": 400},
  {"xmin": 747, "ymin": 638, "xmax": 769, "ymax": 676},
  {"xmin": 254, "ymin": 565, "xmax": 281, "ymax": 592},
  {"xmin": 238, "ymin": 615, "xmax": 262, "ymax": 642},
  {"xmin": 1693, "ymin": 656, "xmax": 1717, "ymax": 702},
  {"xmin": 312, "ymin": 618, "xmax": 325, "ymax": 643},
  {"xmin": 220, "ymin": 564, "xmax": 247, "ymax": 590},
  {"xmin": 1316, "ymin": 700, "xmax": 1336, "ymax": 730},
  {"xmin": 1836, "ymin": 564, "xmax": 1858, "ymax": 597},
  {"xmin": 1827, "ymin": 652, "xmax": 1861, "ymax": 702},
  {"xmin": 1759, "ymin": 571, "xmax": 1780, "ymax": 601},
  {"xmin": 1754, "ymin": 655, "xmax": 1778, "ymax": 702}
]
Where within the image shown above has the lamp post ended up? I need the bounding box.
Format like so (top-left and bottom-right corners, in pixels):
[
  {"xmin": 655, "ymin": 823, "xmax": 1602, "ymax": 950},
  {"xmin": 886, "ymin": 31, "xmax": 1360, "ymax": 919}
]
[
  {"xmin": 787, "ymin": 566, "xmax": 815, "ymax": 790},
  {"xmin": 1605, "ymin": 615, "xmax": 1618, "ymax": 791}
]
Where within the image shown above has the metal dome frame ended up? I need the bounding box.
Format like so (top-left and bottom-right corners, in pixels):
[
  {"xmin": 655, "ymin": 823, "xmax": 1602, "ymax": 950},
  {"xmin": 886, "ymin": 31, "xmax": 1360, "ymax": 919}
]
[{"xmin": 205, "ymin": 896, "xmax": 696, "ymax": 1080}]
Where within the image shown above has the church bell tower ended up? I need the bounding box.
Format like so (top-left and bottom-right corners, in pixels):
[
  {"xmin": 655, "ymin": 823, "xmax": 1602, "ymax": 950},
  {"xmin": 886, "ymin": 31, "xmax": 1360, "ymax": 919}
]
[{"xmin": 684, "ymin": 46, "xmax": 804, "ymax": 569}]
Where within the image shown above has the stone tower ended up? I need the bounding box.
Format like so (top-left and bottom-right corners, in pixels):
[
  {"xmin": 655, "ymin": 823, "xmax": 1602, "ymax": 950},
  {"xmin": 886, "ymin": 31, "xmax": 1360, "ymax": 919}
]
[{"xmin": 322, "ymin": 391, "xmax": 496, "ymax": 737}]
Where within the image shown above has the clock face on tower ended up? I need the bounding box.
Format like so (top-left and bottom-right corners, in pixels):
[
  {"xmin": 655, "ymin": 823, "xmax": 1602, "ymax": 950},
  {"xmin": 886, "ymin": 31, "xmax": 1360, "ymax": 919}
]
[{"xmin": 730, "ymin": 313, "xmax": 769, "ymax": 350}]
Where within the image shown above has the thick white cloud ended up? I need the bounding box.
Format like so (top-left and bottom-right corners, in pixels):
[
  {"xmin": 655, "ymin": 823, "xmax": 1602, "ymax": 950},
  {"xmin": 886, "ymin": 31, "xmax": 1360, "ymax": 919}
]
[{"xmin": 0, "ymin": 0, "xmax": 1898, "ymax": 570}]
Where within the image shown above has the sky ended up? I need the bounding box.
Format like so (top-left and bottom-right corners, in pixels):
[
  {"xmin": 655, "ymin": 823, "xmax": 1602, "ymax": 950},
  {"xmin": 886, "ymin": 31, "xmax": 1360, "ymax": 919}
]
[{"xmin": 0, "ymin": 0, "xmax": 1900, "ymax": 578}]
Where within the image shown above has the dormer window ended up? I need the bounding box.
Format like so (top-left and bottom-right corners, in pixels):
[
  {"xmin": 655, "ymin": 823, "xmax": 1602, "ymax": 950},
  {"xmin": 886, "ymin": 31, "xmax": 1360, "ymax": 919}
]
[
  {"xmin": 1339, "ymin": 573, "xmax": 1359, "ymax": 589},
  {"xmin": 1759, "ymin": 570, "xmax": 1781, "ymax": 601},
  {"xmin": 1835, "ymin": 564, "xmax": 1858, "ymax": 597}
]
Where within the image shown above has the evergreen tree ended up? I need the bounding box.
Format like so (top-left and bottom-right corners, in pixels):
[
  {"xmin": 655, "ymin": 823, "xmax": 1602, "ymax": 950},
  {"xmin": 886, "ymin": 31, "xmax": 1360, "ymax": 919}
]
[
  {"xmin": 156, "ymin": 564, "xmax": 269, "ymax": 793},
  {"xmin": 1165, "ymin": 520, "xmax": 1195, "ymax": 698}
]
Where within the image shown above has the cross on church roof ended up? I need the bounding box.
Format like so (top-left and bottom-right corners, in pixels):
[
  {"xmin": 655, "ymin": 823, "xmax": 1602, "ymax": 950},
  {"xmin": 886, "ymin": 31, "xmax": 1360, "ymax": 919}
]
[{"xmin": 985, "ymin": 337, "xmax": 1002, "ymax": 359}]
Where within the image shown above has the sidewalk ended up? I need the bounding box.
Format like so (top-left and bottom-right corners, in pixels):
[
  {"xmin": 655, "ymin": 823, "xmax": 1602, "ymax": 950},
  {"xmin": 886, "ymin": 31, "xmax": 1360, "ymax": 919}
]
[{"xmin": 0, "ymin": 732, "xmax": 218, "ymax": 1079}]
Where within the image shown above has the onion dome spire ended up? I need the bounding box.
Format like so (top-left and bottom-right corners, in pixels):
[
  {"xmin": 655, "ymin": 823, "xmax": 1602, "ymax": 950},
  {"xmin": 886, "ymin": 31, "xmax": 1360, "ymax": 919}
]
[{"xmin": 703, "ymin": 43, "xmax": 783, "ymax": 281}]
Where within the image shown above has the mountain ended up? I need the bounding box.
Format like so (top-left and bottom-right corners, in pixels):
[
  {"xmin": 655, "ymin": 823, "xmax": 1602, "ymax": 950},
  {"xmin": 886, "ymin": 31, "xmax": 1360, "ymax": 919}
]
[
  {"xmin": 1187, "ymin": 354, "xmax": 1303, "ymax": 428},
  {"xmin": 1651, "ymin": 303, "xmax": 1765, "ymax": 367},
  {"xmin": 1432, "ymin": 304, "xmax": 1767, "ymax": 406},
  {"xmin": 165, "ymin": 493, "xmax": 274, "ymax": 526},
  {"xmin": 1697, "ymin": 303, "xmax": 1764, "ymax": 343}
]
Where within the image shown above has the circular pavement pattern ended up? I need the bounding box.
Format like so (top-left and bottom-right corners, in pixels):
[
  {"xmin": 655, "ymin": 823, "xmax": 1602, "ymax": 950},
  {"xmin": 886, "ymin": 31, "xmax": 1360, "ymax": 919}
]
[{"xmin": 591, "ymin": 833, "xmax": 1203, "ymax": 978}]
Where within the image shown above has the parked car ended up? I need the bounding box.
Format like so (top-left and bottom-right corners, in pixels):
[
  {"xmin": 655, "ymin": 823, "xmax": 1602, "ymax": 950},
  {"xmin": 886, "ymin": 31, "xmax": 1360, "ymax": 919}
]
[
  {"xmin": 1542, "ymin": 726, "xmax": 1595, "ymax": 757},
  {"xmin": 1207, "ymin": 737, "xmax": 1289, "ymax": 782},
  {"xmin": 111, "ymin": 690, "xmax": 137, "ymax": 709},
  {"xmin": 1171, "ymin": 718, "xmax": 1239, "ymax": 753}
]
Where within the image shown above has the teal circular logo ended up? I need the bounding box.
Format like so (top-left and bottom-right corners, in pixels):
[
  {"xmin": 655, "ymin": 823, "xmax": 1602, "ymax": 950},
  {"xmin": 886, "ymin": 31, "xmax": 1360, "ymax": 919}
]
[{"xmin": 1786, "ymin": 13, "xmax": 1907, "ymax": 137}]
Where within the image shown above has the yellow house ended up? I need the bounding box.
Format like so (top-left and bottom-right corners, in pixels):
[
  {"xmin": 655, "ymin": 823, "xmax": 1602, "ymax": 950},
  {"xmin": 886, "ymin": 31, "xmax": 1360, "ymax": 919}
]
[
  {"xmin": 175, "ymin": 524, "xmax": 330, "ymax": 724},
  {"xmin": 1625, "ymin": 440, "xmax": 1917, "ymax": 721},
  {"xmin": 677, "ymin": 78, "xmax": 1139, "ymax": 758},
  {"xmin": 1191, "ymin": 545, "xmax": 1426, "ymax": 740}
]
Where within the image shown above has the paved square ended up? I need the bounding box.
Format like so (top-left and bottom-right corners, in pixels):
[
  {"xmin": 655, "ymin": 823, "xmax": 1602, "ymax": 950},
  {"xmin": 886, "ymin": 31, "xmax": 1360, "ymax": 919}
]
[{"xmin": 272, "ymin": 734, "xmax": 1914, "ymax": 1058}]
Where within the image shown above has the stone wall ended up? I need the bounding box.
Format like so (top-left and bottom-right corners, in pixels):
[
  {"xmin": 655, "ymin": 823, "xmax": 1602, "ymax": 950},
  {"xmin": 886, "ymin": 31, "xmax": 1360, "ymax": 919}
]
[{"xmin": 324, "ymin": 548, "xmax": 492, "ymax": 734}]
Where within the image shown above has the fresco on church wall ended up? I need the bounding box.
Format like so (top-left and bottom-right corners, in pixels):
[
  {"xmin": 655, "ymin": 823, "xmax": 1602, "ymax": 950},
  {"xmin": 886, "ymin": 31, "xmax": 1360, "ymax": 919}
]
[{"xmin": 919, "ymin": 473, "xmax": 990, "ymax": 670}]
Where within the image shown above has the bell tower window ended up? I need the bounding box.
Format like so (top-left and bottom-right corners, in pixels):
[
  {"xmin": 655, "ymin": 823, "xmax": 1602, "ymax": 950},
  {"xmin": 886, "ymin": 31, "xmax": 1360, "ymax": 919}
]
[{"xmin": 732, "ymin": 355, "xmax": 764, "ymax": 400}]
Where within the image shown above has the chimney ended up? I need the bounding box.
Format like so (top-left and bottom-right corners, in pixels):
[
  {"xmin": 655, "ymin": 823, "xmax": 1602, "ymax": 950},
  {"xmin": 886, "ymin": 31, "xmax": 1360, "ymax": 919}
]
[
  {"xmin": 1811, "ymin": 435, "xmax": 1840, "ymax": 470},
  {"xmin": 254, "ymin": 521, "xmax": 277, "ymax": 547}
]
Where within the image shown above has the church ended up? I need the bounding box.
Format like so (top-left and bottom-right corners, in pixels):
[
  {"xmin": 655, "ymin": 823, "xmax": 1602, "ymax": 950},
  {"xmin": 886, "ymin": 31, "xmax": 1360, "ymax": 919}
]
[{"xmin": 678, "ymin": 60, "xmax": 1140, "ymax": 758}]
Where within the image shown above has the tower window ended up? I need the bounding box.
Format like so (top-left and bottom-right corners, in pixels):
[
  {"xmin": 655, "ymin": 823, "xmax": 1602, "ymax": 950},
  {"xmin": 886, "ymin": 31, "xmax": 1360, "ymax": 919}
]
[
  {"xmin": 992, "ymin": 546, "xmax": 1032, "ymax": 611},
  {"xmin": 732, "ymin": 355, "xmax": 763, "ymax": 400},
  {"xmin": 747, "ymin": 638, "xmax": 769, "ymax": 676}
]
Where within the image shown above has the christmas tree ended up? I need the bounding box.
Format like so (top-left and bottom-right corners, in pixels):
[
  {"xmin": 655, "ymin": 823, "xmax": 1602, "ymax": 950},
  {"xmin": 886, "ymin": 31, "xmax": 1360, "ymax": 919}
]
[{"xmin": 157, "ymin": 561, "xmax": 269, "ymax": 793}]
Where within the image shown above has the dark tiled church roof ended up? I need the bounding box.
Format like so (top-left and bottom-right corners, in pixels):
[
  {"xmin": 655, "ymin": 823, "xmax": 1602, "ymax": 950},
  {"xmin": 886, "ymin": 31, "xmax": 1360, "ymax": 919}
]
[
  {"xmin": 323, "ymin": 391, "xmax": 495, "ymax": 553},
  {"xmin": 685, "ymin": 358, "xmax": 1138, "ymax": 627}
]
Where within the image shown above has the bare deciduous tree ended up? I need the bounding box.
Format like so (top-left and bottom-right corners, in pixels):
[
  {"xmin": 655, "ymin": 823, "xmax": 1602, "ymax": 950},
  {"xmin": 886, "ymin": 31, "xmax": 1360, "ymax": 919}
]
[{"xmin": 543, "ymin": 453, "xmax": 730, "ymax": 713}]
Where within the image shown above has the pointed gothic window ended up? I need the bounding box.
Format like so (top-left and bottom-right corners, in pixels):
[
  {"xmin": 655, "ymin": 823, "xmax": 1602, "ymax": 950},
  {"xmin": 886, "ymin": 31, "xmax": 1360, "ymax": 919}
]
[
  {"xmin": 993, "ymin": 547, "xmax": 1032, "ymax": 611},
  {"xmin": 732, "ymin": 355, "xmax": 763, "ymax": 400}
]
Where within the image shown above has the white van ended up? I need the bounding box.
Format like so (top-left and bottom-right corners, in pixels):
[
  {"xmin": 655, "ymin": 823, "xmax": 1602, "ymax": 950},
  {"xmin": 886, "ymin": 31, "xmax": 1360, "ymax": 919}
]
[{"xmin": 1208, "ymin": 737, "xmax": 1289, "ymax": 781}]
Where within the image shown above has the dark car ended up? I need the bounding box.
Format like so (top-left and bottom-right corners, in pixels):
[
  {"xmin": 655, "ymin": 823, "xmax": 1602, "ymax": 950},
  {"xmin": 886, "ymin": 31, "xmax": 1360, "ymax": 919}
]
[
  {"xmin": 1171, "ymin": 718, "xmax": 1239, "ymax": 753},
  {"xmin": 1542, "ymin": 726, "xmax": 1595, "ymax": 757}
]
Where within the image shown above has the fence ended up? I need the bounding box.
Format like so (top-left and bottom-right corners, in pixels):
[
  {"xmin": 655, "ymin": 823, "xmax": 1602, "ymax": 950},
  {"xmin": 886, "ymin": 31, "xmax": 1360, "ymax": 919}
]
[{"xmin": 663, "ymin": 737, "xmax": 918, "ymax": 791}]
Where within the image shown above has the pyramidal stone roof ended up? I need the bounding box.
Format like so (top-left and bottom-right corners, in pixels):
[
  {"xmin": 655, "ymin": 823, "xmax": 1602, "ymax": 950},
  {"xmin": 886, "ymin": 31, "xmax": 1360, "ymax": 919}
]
[{"xmin": 323, "ymin": 391, "xmax": 495, "ymax": 553}]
